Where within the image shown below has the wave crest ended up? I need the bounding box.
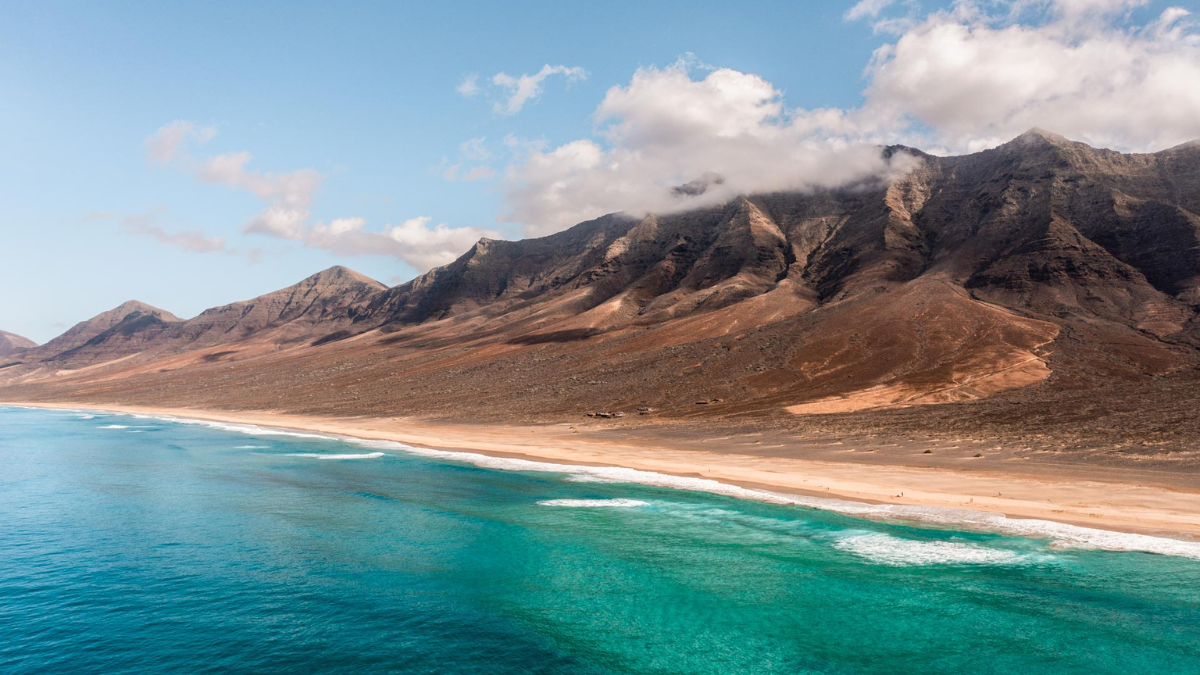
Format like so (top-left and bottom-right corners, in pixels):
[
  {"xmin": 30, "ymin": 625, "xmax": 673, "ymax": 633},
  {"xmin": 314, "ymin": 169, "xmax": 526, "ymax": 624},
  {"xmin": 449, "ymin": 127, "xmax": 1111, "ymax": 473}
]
[
  {"xmin": 538, "ymin": 499, "xmax": 649, "ymax": 508},
  {"xmin": 288, "ymin": 452, "xmax": 385, "ymax": 460},
  {"xmin": 834, "ymin": 533, "xmax": 1023, "ymax": 566}
]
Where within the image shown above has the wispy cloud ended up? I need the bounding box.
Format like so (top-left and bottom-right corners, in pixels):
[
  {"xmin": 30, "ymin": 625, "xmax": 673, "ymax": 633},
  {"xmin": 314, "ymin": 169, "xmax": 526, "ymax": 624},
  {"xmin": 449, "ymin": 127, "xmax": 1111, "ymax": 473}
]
[
  {"xmin": 845, "ymin": 0, "xmax": 895, "ymax": 21},
  {"xmin": 483, "ymin": 64, "xmax": 588, "ymax": 115},
  {"xmin": 145, "ymin": 122, "xmax": 323, "ymax": 241},
  {"xmin": 88, "ymin": 210, "xmax": 233, "ymax": 255},
  {"xmin": 442, "ymin": 164, "xmax": 497, "ymax": 182},
  {"xmin": 459, "ymin": 137, "xmax": 492, "ymax": 161},
  {"xmin": 145, "ymin": 122, "xmax": 493, "ymax": 270},
  {"xmin": 438, "ymin": 137, "xmax": 497, "ymax": 182},
  {"xmin": 456, "ymin": 74, "xmax": 480, "ymax": 97},
  {"xmin": 144, "ymin": 120, "xmax": 217, "ymax": 164},
  {"xmin": 126, "ymin": 220, "xmax": 229, "ymax": 254}
]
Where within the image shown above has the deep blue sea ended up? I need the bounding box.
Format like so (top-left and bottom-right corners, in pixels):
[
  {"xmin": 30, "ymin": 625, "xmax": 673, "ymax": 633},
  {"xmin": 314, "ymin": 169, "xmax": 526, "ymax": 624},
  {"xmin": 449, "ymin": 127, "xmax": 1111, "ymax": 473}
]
[{"xmin": 2, "ymin": 405, "xmax": 1199, "ymax": 674}]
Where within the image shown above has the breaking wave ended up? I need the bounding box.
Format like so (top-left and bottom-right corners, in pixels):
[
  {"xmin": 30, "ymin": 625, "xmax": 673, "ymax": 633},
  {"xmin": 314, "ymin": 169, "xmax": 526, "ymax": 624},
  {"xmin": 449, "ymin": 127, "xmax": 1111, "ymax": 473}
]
[
  {"xmin": 538, "ymin": 499, "xmax": 649, "ymax": 508},
  {"xmin": 288, "ymin": 452, "xmax": 385, "ymax": 460},
  {"xmin": 350, "ymin": 440, "xmax": 1200, "ymax": 561},
  {"xmin": 833, "ymin": 533, "xmax": 1024, "ymax": 566},
  {"xmin": 47, "ymin": 408, "xmax": 1198, "ymax": 562},
  {"xmin": 147, "ymin": 416, "xmax": 337, "ymax": 441}
]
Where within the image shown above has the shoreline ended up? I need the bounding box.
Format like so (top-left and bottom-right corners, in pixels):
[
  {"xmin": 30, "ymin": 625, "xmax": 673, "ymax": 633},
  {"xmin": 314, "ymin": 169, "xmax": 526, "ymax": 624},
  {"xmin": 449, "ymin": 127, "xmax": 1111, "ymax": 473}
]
[{"xmin": 7, "ymin": 400, "xmax": 1200, "ymax": 545}]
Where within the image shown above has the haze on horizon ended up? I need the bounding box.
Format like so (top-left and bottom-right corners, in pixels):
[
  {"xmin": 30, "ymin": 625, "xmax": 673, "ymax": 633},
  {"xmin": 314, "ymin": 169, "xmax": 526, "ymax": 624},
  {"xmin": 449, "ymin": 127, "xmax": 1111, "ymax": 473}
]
[{"xmin": 3, "ymin": 0, "xmax": 1199, "ymax": 343}]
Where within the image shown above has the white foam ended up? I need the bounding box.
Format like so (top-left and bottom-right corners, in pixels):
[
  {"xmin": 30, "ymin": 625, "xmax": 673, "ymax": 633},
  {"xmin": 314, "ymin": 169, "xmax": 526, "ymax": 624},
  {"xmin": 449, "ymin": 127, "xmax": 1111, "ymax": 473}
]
[
  {"xmin": 235, "ymin": 445, "xmax": 269, "ymax": 450},
  {"xmin": 538, "ymin": 499, "xmax": 649, "ymax": 508},
  {"xmin": 98, "ymin": 424, "xmax": 129, "ymax": 429},
  {"xmin": 93, "ymin": 411, "xmax": 1200, "ymax": 562},
  {"xmin": 76, "ymin": 413, "xmax": 97, "ymax": 419},
  {"xmin": 834, "ymin": 533, "xmax": 1023, "ymax": 566},
  {"xmin": 147, "ymin": 415, "xmax": 337, "ymax": 441},
  {"xmin": 348, "ymin": 439, "xmax": 1200, "ymax": 561},
  {"xmin": 563, "ymin": 474, "xmax": 620, "ymax": 483},
  {"xmin": 288, "ymin": 452, "xmax": 385, "ymax": 460}
]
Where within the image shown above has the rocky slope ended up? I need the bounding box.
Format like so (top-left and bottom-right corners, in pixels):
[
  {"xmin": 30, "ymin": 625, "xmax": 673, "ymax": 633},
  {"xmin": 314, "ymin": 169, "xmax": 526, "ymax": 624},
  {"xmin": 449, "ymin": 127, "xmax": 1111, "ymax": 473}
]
[
  {"xmin": 15, "ymin": 301, "xmax": 182, "ymax": 364},
  {"xmin": 166, "ymin": 265, "xmax": 386, "ymax": 350},
  {"xmin": 3, "ymin": 130, "xmax": 1199, "ymax": 450}
]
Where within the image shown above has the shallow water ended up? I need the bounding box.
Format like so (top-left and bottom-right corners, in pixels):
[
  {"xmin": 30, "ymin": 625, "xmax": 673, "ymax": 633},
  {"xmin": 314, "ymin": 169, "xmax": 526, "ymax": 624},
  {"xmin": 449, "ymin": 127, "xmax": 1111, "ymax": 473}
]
[{"xmin": 1, "ymin": 406, "xmax": 1198, "ymax": 674}]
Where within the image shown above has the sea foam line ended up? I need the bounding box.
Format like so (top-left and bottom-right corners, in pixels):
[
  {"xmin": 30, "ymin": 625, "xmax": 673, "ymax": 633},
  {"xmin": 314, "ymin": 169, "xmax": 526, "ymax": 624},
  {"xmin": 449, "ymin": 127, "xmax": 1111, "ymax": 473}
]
[
  {"xmin": 143, "ymin": 415, "xmax": 339, "ymax": 441},
  {"xmin": 349, "ymin": 439, "xmax": 1200, "ymax": 561},
  {"xmin": 289, "ymin": 452, "xmax": 385, "ymax": 460},
  {"xmin": 8, "ymin": 406, "xmax": 1198, "ymax": 561},
  {"xmin": 539, "ymin": 498, "xmax": 649, "ymax": 508}
]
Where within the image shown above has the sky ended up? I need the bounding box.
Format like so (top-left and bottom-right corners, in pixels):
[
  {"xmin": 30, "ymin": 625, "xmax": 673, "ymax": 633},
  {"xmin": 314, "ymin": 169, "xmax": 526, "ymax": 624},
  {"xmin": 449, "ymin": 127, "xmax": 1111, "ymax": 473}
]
[{"xmin": 2, "ymin": 0, "xmax": 1198, "ymax": 343}]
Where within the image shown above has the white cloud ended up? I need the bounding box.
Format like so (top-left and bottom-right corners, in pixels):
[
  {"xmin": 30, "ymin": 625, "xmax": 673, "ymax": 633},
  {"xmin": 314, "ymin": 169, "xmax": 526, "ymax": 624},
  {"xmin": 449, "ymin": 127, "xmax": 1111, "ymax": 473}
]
[
  {"xmin": 308, "ymin": 216, "xmax": 499, "ymax": 270},
  {"xmin": 845, "ymin": 0, "xmax": 895, "ymax": 21},
  {"xmin": 501, "ymin": 3, "xmax": 1200, "ymax": 235},
  {"xmin": 146, "ymin": 123, "xmax": 325, "ymax": 240},
  {"xmin": 190, "ymin": 151, "xmax": 324, "ymax": 239},
  {"xmin": 443, "ymin": 164, "xmax": 497, "ymax": 182},
  {"xmin": 439, "ymin": 137, "xmax": 497, "ymax": 182},
  {"xmin": 860, "ymin": 1, "xmax": 1200, "ymax": 152},
  {"xmin": 492, "ymin": 64, "xmax": 588, "ymax": 115},
  {"xmin": 144, "ymin": 120, "xmax": 216, "ymax": 164},
  {"xmin": 459, "ymin": 137, "xmax": 492, "ymax": 161},
  {"xmin": 457, "ymin": 74, "xmax": 480, "ymax": 97},
  {"xmin": 502, "ymin": 61, "xmax": 913, "ymax": 235}
]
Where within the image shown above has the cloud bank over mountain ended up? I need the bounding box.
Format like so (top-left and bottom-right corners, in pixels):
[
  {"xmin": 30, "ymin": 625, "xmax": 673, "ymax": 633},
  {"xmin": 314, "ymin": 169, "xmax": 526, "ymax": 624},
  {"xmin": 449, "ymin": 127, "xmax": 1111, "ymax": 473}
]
[{"xmin": 500, "ymin": 0, "xmax": 1200, "ymax": 234}]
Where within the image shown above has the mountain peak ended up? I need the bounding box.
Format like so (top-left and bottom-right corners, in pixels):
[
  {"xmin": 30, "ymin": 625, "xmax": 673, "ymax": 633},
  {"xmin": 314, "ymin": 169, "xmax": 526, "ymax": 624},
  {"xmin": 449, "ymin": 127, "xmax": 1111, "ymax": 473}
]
[
  {"xmin": 16, "ymin": 299, "xmax": 180, "ymax": 359},
  {"xmin": 304, "ymin": 265, "xmax": 386, "ymax": 289},
  {"xmin": 110, "ymin": 299, "xmax": 178, "ymax": 318},
  {"xmin": 95, "ymin": 300, "xmax": 180, "ymax": 323},
  {"xmin": 1006, "ymin": 128, "xmax": 1073, "ymax": 149}
]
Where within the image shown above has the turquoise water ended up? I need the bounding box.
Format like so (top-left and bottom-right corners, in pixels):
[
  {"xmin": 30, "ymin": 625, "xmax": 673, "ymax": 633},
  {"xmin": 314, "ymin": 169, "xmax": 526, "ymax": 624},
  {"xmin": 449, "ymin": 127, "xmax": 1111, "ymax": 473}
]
[{"xmin": 1, "ymin": 407, "xmax": 1199, "ymax": 674}]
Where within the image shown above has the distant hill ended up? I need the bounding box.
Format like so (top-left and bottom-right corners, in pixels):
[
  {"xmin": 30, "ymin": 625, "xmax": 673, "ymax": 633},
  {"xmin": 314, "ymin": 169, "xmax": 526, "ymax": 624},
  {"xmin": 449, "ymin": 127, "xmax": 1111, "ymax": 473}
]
[
  {"xmin": 18, "ymin": 300, "xmax": 182, "ymax": 363},
  {"xmin": 0, "ymin": 330, "xmax": 36, "ymax": 358},
  {"xmin": 8, "ymin": 267, "xmax": 385, "ymax": 372},
  {"xmin": 4, "ymin": 129, "xmax": 1200, "ymax": 447}
]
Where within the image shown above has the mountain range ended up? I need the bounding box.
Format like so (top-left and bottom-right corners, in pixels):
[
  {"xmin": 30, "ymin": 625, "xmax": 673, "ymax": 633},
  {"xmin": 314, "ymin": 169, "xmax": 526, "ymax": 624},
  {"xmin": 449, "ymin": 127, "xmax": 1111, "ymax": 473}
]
[{"xmin": 4, "ymin": 129, "xmax": 1200, "ymax": 450}]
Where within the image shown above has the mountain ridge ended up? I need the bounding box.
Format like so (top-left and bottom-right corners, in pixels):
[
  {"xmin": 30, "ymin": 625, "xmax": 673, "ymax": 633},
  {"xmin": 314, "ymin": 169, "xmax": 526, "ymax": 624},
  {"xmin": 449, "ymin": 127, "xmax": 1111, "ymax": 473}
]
[{"xmin": 3, "ymin": 130, "xmax": 1200, "ymax": 447}]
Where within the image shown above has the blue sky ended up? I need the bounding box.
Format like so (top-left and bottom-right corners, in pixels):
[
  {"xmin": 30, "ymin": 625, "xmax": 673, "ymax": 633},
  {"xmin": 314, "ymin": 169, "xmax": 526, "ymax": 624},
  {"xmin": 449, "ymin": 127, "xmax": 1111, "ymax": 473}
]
[{"xmin": 2, "ymin": 0, "xmax": 1197, "ymax": 342}]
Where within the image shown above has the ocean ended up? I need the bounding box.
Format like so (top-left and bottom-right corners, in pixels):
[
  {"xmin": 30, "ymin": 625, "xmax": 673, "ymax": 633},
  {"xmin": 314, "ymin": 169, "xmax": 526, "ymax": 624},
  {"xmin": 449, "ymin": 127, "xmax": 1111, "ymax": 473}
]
[{"xmin": 1, "ymin": 405, "xmax": 1198, "ymax": 674}]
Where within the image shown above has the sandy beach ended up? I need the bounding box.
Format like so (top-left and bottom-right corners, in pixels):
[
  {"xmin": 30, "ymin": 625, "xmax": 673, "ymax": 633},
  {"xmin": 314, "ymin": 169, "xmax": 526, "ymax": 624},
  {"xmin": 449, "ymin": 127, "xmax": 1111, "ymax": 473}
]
[{"xmin": 8, "ymin": 400, "xmax": 1200, "ymax": 541}]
